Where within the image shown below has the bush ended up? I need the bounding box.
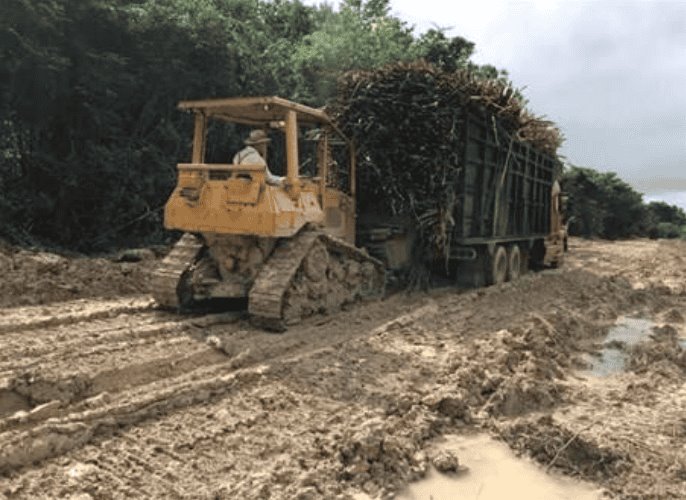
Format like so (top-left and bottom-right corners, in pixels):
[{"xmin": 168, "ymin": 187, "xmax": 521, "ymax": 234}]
[
  {"xmin": 561, "ymin": 165, "xmax": 686, "ymax": 240},
  {"xmin": 561, "ymin": 166, "xmax": 647, "ymax": 239},
  {"xmin": 656, "ymin": 223, "xmax": 682, "ymax": 239}
]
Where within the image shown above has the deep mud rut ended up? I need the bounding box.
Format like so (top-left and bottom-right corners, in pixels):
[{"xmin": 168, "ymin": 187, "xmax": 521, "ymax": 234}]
[{"xmin": 0, "ymin": 238, "xmax": 685, "ymax": 499}]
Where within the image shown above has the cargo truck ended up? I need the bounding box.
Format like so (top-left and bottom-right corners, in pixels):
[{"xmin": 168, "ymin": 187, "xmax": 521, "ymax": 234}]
[{"xmin": 359, "ymin": 106, "xmax": 566, "ymax": 287}]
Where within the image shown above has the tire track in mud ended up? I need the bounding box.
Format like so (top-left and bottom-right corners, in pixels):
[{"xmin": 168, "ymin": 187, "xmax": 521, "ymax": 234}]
[
  {"xmin": 0, "ymin": 357, "xmax": 283, "ymax": 477},
  {"xmin": 0, "ymin": 266, "xmax": 630, "ymax": 497},
  {"xmin": 0, "ymin": 308, "xmax": 248, "ymax": 419},
  {"xmin": 0, "ymin": 311, "xmax": 186, "ymax": 407},
  {"xmin": 0, "ymin": 316, "xmax": 177, "ymax": 370},
  {"xmin": 0, "ymin": 293, "xmax": 430, "ymax": 476},
  {"xmin": 0, "ymin": 271, "xmax": 598, "ymax": 478},
  {"xmin": 0, "ymin": 361, "xmax": 269, "ymax": 475},
  {"xmin": 0, "ymin": 267, "xmax": 618, "ymax": 482},
  {"xmin": 0, "ymin": 296, "xmax": 156, "ymax": 334}
]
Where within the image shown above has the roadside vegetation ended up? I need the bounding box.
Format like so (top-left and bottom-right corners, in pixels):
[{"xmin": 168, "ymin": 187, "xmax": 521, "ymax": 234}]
[
  {"xmin": 1, "ymin": 0, "xmax": 682, "ymax": 251},
  {"xmin": 562, "ymin": 166, "xmax": 686, "ymax": 240}
]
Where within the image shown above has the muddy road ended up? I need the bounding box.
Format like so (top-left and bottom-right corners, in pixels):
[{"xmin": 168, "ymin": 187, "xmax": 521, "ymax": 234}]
[{"xmin": 0, "ymin": 238, "xmax": 684, "ymax": 499}]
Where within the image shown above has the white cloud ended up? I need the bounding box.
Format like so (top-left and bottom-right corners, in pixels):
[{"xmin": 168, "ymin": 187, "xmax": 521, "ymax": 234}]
[
  {"xmin": 303, "ymin": 0, "xmax": 686, "ymax": 197},
  {"xmin": 645, "ymin": 191, "xmax": 686, "ymax": 211}
]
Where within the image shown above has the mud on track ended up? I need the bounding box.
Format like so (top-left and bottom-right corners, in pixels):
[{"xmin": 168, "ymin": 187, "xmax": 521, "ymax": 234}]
[{"xmin": 0, "ymin": 238, "xmax": 685, "ymax": 499}]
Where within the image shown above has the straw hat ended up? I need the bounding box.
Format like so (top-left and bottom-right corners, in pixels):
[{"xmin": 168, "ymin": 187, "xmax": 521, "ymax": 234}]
[{"xmin": 244, "ymin": 129, "xmax": 271, "ymax": 145}]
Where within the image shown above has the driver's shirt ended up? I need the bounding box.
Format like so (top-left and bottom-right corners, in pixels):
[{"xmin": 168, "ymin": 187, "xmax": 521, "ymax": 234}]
[{"xmin": 233, "ymin": 146, "xmax": 283, "ymax": 186}]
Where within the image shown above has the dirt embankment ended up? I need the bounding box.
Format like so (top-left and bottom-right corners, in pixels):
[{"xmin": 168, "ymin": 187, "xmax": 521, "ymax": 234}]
[
  {"xmin": 0, "ymin": 242, "xmax": 157, "ymax": 308},
  {"xmin": 0, "ymin": 238, "xmax": 684, "ymax": 499}
]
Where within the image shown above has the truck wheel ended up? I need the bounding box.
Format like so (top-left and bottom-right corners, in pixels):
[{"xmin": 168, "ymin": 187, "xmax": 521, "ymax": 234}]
[
  {"xmin": 489, "ymin": 246, "xmax": 508, "ymax": 285},
  {"xmin": 508, "ymin": 245, "xmax": 521, "ymax": 281}
]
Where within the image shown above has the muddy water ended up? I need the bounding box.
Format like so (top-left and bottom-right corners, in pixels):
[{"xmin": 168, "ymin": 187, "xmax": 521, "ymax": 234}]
[
  {"xmin": 587, "ymin": 317, "xmax": 656, "ymax": 376},
  {"xmin": 397, "ymin": 434, "xmax": 602, "ymax": 500}
]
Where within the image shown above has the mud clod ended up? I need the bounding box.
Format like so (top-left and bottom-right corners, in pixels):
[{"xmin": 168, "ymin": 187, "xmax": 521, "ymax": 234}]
[
  {"xmin": 422, "ymin": 390, "xmax": 471, "ymax": 422},
  {"xmin": 663, "ymin": 308, "xmax": 684, "ymax": 323},
  {"xmin": 628, "ymin": 325, "xmax": 686, "ymax": 376},
  {"xmin": 431, "ymin": 449, "xmax": 460, "ymax": 473},
  {"xmin": 497, "ymin": 415, "xmax": 627, "ymax": 479}
]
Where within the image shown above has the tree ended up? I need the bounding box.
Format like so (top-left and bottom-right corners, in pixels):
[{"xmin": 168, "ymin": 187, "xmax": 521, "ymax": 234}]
[
  {"xmin": 414, "ymin": 29, "xmax": 474, "ymax": 72},
  {"xmin": 646, "ymin": 201, "xmax": 686, "ymax": 226},
  {"xmin": 291, "ymin": 0, "xmax": 415, "ymax": 104},
  {"xmin": 562, "ymin": 166, "xmax": 648, "ymax": 239},
  {"xmin": 644, "ymin": 201, "xmax": 686, "ymax": 239}
]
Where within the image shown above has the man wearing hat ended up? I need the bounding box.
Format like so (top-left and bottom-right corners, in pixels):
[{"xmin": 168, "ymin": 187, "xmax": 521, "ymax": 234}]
[{"xmin": 233, "ymin": 129, "xmax": 284, "ymax": 187}]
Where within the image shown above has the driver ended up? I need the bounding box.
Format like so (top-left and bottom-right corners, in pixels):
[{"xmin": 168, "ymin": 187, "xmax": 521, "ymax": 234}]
[{"xmin": 233, "ymin": 129, "xmax": 284, "ymax": 187}]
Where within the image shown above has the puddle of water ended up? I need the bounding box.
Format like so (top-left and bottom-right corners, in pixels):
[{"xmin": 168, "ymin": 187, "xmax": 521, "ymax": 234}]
[
  {"xmin": 397, "ymin": 434, "xmax": 602, "ymax": 500},
  {"xmin": 606, "ymin": 318, "xmax": 656, "ymax": 346},
  {"xmin": 586, "ymin": 317, "xmax": 656, "ymax": 376}
]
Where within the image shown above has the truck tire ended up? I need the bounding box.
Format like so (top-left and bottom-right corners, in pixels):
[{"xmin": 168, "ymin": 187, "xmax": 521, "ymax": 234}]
[
  {"xmin": 489, "ymin": 246, "xmax": 508, "ymax": 285},
  {"xmin": 507, "ymin": 245, "xmax": 521, "ymax": 281}
]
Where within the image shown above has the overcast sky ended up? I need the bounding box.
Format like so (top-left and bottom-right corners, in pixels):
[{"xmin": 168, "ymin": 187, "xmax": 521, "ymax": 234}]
[{"xmin": 310, "ymin": 0, "xmax": 686, "ymax": 208}]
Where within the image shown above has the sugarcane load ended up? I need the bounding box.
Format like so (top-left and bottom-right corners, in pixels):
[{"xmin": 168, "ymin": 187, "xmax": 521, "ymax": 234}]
[{"xmin": 333, "ymin": 61, "xmax": 566, "ymax": 288}]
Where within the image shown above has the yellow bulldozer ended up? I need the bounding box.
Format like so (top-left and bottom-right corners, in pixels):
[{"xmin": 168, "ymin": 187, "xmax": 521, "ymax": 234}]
[{"xmin": 151, "ymin": 97, "xmax": 386, "ymax": 330}]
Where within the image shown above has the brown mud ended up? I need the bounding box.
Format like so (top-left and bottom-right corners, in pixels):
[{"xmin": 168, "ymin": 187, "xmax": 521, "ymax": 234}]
[
  {"xmin": 0, "ymin": 242, "xmax": 157, "ymax": 308},
  {"xmin": 0, "ymin": 238, "xmax": 684, "ymax": 499}
]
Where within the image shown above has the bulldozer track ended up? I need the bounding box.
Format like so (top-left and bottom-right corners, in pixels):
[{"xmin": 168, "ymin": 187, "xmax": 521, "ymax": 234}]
[
  {"xmin": 148, "ymin": 229, "xmax": 384, "ymax": 330},
  {"xmin": 249, "ymin": 228, "xmax": 385, "ymax": 330},
  {"xmin": 248, "ymin": 231, "xmax": 320, "ymax": 328},
  {"xmin": 150, "ymin": 233, "xmax": 204, "ymax": 309}
]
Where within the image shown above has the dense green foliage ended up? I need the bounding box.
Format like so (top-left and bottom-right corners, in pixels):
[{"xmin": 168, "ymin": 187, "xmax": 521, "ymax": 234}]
[
  {"xmin": 647, "ymin": 200, "xmax": 686, "ymax": 239},
  {"xmin": 3, "ymin": 0, "xmax": 491, "ymax": 251},
  {"xmin": 1, "ymin": 0, "xmax": 681, "ymax": 250},
  {"xmin": 562, "ymin": 166, "xmax": 686, "ymax": 239}
]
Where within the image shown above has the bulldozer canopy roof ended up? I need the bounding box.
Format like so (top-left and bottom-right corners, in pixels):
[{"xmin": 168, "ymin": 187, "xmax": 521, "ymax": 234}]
[{"xmin": 178, "ymin": 96, "xmax": 333, "ymax": 127}]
